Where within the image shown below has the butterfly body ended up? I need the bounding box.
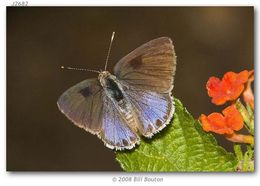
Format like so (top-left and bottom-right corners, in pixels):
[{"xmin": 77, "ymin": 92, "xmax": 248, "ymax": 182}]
[
  {"xmin": 58, "ymin": 37, "xmax": 176, "ymax": 150},
  {"xmin": 99, "ymin": 71, "xmax": 139, "ymax": 133}
]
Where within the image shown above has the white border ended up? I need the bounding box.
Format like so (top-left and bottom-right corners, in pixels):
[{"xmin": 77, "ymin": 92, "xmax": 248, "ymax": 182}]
[
  {"xmin": 1, "ymin": 0, "xmax": 256, "ymax": 6},
  {"xmin": 1, "ymin": 0, "xmax": 259, "ymax": 186}
]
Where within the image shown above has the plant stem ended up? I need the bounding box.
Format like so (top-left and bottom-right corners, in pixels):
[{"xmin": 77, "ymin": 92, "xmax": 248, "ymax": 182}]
[{"xmin": 235, "ymin": 100, "xmax": 254, "ymax": 135}]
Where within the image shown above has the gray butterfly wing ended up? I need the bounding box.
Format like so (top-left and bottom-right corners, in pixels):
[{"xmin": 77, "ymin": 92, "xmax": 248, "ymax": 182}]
[
  {"xmin": 57, "ymin": 78, "xmax": 139, "ymax": 150},
  {"xmin": 114, "ymin": 37, "xmax": 176, "ymax": 137},
  {"xmin": 57, "ymin": 78, "xmax": 103, "ymax": 134},
  {"xmin": 99, "ymin": 94, "xmax": 140, "ymax": 150},
  {"xmin": 114, "ymin": 37, "xmax": 176, "ymax": 93},
  {"xmin": 124, "ymin": 86, "xmax": 174, "ymax": 137}
]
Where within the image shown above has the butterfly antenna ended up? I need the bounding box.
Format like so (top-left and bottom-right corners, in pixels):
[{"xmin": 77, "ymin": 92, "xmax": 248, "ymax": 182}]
[
  {"xmin": 104, "ymin": 31, "xmax": 115, "ymax": 71},
  {"xmin": 61, "ymin": 66, "xmax": 100, "ymax": 74}
]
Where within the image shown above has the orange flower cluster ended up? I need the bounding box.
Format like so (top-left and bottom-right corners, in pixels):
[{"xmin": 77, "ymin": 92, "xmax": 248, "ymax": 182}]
[
  {"xmin": 207, "ymin": 70, "xmax": 253, "ymax": 105},
  {"xmin": 200, "ymin": 70, "xmax": 254, "ymax": 138},
  {"xmin": 200, "ymin": 105, "xmax": 243, "ymax": 135}
]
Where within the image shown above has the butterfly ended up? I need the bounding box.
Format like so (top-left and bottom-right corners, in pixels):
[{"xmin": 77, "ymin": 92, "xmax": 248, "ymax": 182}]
[{"xmin": 57, "ymin": 35, "xmax": 177, "ymax": 150}]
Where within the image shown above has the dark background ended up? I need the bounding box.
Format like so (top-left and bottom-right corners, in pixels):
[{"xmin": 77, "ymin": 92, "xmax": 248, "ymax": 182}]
[{"xmin": 7, "ymin": 7, "xmax": 254, "ymax": 171}]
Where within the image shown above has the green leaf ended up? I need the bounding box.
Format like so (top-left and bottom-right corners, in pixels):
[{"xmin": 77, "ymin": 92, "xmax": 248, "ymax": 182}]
[
  {"xmin": 234, "ymin": 144, "xmax": 254, "ymax": 172},
  {"xmin": 234, "ymin": 144, "xmax": 243, "ymax": 161},
  {"xmin": 116, "ymin": 98, "xmax": 238, "ymax": 172}
]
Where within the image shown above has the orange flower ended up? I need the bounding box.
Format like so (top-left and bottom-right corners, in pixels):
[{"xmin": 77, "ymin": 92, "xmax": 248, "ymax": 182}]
[
  {"xmin": 199, "ymin": 104, "xmax": 243, "ymax": 135},
  {"xmin": 207, "ymin": 70, "xmax": 251, "ymax": 105}
]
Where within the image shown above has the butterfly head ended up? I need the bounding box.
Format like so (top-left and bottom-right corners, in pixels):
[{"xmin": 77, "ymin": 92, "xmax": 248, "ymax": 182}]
[{"xmin": 98, "ymin": 71, "xmax": 112, "ymax": 87}]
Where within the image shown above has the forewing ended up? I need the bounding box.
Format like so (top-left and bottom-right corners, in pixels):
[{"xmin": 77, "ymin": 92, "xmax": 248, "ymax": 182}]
[
  {"xmin": 114, "ymin": 37, "xmax": 176, "ymax": 93},
  {"xmin": 125, "ymin": 86, "xmax": 174, "ymax": 137},
  {"xmin": 99, "ymin": 94, "xmax": 140, "ymax": 150},
  {"xmin": 57, "ymin": 78, "xmax": 103, "ymax": 134}
]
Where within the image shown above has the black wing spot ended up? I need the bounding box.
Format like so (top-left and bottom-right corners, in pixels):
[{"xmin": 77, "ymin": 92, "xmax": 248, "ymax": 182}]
[
  {"xmin": 79, "ymin": 87, "xmax": 92, "ymax": 97},
  {"xmin": 122, "ymin": 139, "xmax": 129, "ymax": 146},
  {"xmin": 129, "ymin": 56, "xmax": 142, "ymax": 69},
  {"xmin": 130, "ymin": 136, "xmax": 136, "ymax": 142},
  {"xmin": 156, "ymin": 119, "xmax": 163, "ymax": 127}
]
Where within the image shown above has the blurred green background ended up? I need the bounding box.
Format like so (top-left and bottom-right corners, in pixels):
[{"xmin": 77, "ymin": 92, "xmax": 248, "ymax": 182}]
[{"xmin": 7, "ymin": 7, "xmax": 253, "ymax": 171}]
